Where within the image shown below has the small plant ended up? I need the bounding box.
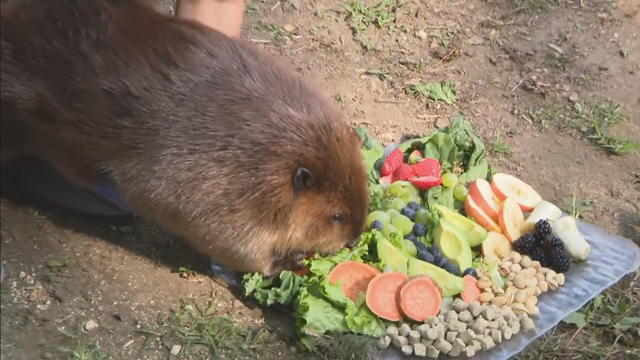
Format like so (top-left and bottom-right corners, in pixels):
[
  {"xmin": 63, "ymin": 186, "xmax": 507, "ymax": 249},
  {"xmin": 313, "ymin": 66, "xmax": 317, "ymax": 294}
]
[
  {"xmin": 343, "ymin": 0, "xmax": 401, "ymax": 34},
  {"xmin": 489, "ymin": 134, "xmax": 512, "ymax": 155},
  {"xmin": 512, "ymin": 0, "xmax": 559, "ymax": 13},
  {"xmin": 567, "ymin": 101, "xmax": 639, "ymax": 155},
  {"xmin": 565, "ymin": 194, "xmax": 595, "ymax": 219},
  {"xmin": 406, "ymin": 81, "xmax": 457, "ymax": 104}
]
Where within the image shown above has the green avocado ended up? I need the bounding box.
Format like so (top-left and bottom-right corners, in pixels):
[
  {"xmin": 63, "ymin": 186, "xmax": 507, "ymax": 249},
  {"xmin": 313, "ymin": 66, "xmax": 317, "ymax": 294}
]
[
  {"xmin": 434, "ymin": 204, "xmax": 487, "ymax": 246},
  {"xmin": 407, "ymin": 258, "xmax": 464, "ymax": 297},
  {"xmin": 434, "ymin": 219, "xmax": 473, "ymax": 272},
  {"xmin": 377, "ymin": 238, "xmax": 408, "ymax": 273}
]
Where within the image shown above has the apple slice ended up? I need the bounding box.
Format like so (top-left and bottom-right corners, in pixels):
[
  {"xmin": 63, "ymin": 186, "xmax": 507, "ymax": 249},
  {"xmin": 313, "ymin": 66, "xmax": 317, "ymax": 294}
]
[
  {"xmin": 490, "ymin": 173, "xmax": 542, "ymax": 211},
  {"xmin": 482, "ymin": 232, "xmax": 512, "ymax": 261},
  {"xmin": 499, "ymin": 197, "xmax": 525, "ymax": 243},
  {"xmin": 465, "ymin": 196, "xmax": 501, "ymax": 233},
  {"xmin": 468, "ymin": 179, "xmax": 502, "ymax": 221}
]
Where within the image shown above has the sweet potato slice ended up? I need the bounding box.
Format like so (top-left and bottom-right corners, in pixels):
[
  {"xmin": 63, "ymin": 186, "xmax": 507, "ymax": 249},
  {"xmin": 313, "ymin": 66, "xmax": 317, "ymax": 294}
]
[
  {"xmin": 328, "ymin": 261, "xmax": 381, "ymax": 301},
  {"xmin": 365, "ymin": 272, "xmax": 408, "ymax": 321},
  {"xmin": 398, "ymin": 275, "xmax": 442, "ymax": 322},
  {"xmin": 461, "ymin": 275, "xmax": 481, "ymax": 305}
]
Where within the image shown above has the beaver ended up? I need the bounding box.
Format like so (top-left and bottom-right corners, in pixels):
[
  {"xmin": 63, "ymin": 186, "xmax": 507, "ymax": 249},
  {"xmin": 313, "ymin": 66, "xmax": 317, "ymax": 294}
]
[{"xmin": 1, "ymin": 0, "xmax": 369, "ymax": 276}]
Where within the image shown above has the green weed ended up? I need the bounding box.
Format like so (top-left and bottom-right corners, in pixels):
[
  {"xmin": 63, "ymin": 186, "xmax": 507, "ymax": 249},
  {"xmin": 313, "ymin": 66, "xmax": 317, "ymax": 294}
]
[
  {"xmin": 406, "ymin": 81, "xmax": 457, "ymax": 104},
  {"xmin": 567, "ymin": 101, "xmax": 639, "ymax": 155},
  {"xmin": 67, "ymin": 341, "xmax": 111, "ymax": 360},
  {"xmin": 512, "ymin": 0, "xmax": 559, "ymax": 13},
  {"xmin": 138, "ymin": 300, "xmax": 278, "ymax": 358},
  {"xmin": 343, "ymin": 0, "xmax": 401, "ymax": 34},
  {"xmin": 565, "ymin": 193, "xmax": 595, "ymax": 219},
  {"xmin": 489, "ymin": 134, "xmax": 512, "ymax": 155}
]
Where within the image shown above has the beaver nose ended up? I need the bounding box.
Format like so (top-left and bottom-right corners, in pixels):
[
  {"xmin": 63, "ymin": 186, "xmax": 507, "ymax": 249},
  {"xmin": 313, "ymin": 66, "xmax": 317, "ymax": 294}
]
[{"xmin": 347, "ymin": 237, "xmax": 360, "ymax": 248}]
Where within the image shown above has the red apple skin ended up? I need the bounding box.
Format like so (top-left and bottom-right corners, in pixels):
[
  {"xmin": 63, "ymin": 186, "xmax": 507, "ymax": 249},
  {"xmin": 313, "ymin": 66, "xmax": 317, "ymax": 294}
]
[
  {"xmin": 469, "ymin": 179, "xmax": 501, "ymax": 221},
  {"xmin": 498, "ymin": 198, "xmax": 524, "ymax": 243},
  {"xmin": 490, "ymin": 174, "xmax": 539, "ymax": 212},
  {"xmin": 465, "ymin": 196, "xmax": 501, "ymax": 233}
]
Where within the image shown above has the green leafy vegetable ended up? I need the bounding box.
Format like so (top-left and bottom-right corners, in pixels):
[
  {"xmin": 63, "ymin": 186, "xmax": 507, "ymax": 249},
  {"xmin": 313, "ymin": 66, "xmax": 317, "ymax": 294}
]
[
  {"xmin": 356, "ymin": 126, "xmax": 384, "ymax": 182},
  {"xmin": 562, "ymin": 311, "xmax": 587, "ymax": 327},
  {"xmin": 242, "ymin": 271, "xmax": 304, "ymax": 306},
  {"xmin": 407, "ymin": 81, "xmax": 457, "ymax": 104}
]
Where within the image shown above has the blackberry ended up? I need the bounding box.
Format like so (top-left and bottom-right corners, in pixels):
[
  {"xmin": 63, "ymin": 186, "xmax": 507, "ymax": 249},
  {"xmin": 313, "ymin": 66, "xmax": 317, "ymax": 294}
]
[
  {"xmin": 401, "ymin": 207, "xmax": 417, "ymax": 221},
  {"xmin": 547, "ymin": 247, "xmax": 571, "ymax": 273},
  {"xmin": 370, "ymin": 220, "xmax": 383, "ymax": 231},
  {"xmin": 534, "ymin": 219, "xmax": 552, "ymax": 240},
  {"xmin": 462, "ymin": 268, "xmax": 478, "ymax": 278},
  {"xmin": 542, "ymin": 235, "xmax": 564, "ymax": 250},
  {"xmin": 412, "ymin": 223, "xmax": 426, "ymax": 237},
  {"xmin": 513, "ymin": 233, "xmax": 537, "ymax": 255},
  {"xmin": 529, "ymin": 247, "xmax": 550, "ymax": 268},
  {"xmin": 407, "ymin": 201, "xmax": 421, "ymax": 211}
]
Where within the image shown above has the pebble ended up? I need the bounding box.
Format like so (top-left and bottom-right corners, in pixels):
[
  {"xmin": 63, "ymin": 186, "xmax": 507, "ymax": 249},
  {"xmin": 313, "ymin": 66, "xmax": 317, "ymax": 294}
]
[
  {"xmin": 413, "ymin": 343, "xmax": 427, "ymax": 357},
  {"xmin": 42, "ymin": 353, "xmax": 53, "ymax": 359},
  {"xmin": 426, "ymin": 328, "xmax": 438, "ymax": 340},
  {"xmin": 408, "ymin": 330, "xmax": 421, "ymax": 344},
  {"xmin": 399, "ymin": 323, "xmax": 412, "ymax": 336},
  {"xmin": 386, "ymin": 325, "xmax": 398, "ymax": 336},
  {"xmin": 170, "ymin": 344, "xmax": 181, "ymax": 356},
  {"xmin": 393, "ymin": 336, "xmax": 408, "ymax": 348},
  {"xmin": 401, "ymin": 344, "xmax": 413, "ymax": 356},
  {"xmin": 282, "ymin": 24, "xmax": 295, "ymax": 33},
  {"xmin": 377, "ymin": 335, "xmax": 391, "ymax": 349},
  {"xmin": 426, "ymin": 345, "xmax": 440, "ymax": 359},
  {"xmin": 113, "ymin": 313, "xmax": 123, "ymax": 322},
  {"xmin": 83, "ymin": 320, "xmax": 99, "ymax": 331},
  {"xmin": 415, "ymin": 30, "xmax": 428, "ymax": 40}
]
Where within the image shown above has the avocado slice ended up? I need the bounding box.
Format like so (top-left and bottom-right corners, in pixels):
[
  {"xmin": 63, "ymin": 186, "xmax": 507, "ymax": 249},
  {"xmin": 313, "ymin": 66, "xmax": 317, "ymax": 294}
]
[
  {"xmin": 407, "ymin": 258, "xmax": 464, "ymax": 297},
  {"xmin": 434, "ymin": 204, "xmax": 488, "ymax": 246},
  {"xmin": 434, "ymin": 219, "xmax": 473, "ymax": 272},
  {"xmin": 377, "ymin": 238, "xmax": 408, "ymax": 273}
]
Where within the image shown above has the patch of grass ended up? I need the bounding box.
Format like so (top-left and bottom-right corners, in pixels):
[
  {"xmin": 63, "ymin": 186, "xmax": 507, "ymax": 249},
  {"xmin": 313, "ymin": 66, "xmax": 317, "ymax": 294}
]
[
  {"xmin": 343, "ymin": 0, "xmax": 401, "ymax": 34},
  {"xmin": 255, "ymin": 23, "xmax": 289, "ymax": 45},
  {"xmin": 335, "ymin": 94, "xmax": 346, "ymax": 103},
  {"xmin": 312, "ymin": 333, "xmax": 377, "ymax": 360},
  {"xmin": 546, "ymin": 50, "xmax": 574, "ymax": 71},
  {"xmin": 138, "ymin": 300, "xmax": 279, "ymax": 358},
  {"xmin": 527, "ymin": 104, "xmax": 559, "ymax": 130},
  {"xmin": 564, "ymin": 193, "xmax": 595, "ymax": 219},
  {"xmin": 567, "ymin": 101, "xmax": 640, "ymax": 155},
  {"xmin": 512, "ymin": 0, "xmax": 559, "ymax": 13},
  {"xmin": 406, "ymin": 81, "xmax": 457, "ymax": 104},
  {"xmin": 67, "ymin": 341, "xmax": 111, "ymax": 360},
  {"xmin": 489, "ymin": 134, "xmax": 512, "ymax": 155},
  {"xmin": 428, "ymin": 28, "xmax": 458, "ymax": 48}
]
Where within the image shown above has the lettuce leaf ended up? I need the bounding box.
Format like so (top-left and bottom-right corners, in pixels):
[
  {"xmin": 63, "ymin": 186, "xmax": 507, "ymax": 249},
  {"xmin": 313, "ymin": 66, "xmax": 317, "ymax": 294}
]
[
  {"xmin": 356, "ymin": 126, "xmax": 384, "ymax": 182},
  {"xmin": 242, "ymin": 271, "xmax": 304, "ymax": 306}
]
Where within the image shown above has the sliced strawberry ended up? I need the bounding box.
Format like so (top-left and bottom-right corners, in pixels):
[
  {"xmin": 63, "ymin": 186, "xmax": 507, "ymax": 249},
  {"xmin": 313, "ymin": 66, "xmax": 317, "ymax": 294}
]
[
  {"xmin": 392, "ymin": 164, "xmax": 414, "ymax": 182},
  {"xmin": 410, "ymin": 176, "xmax": 442, "ymax": 190},
  {"xmin": 411, "ymin": 158, "xmax": 441, "ymax": 177},
  {"xmin": 408, "ymin": 149, "xmax": 423, "ymax": 164},
  {"xmin": 380, "ymin": 148, "xmax": 404, "ymax": 176},
  {"xmin": 379, "ymin": 175, "xmax": 393, "ymax": 185}
]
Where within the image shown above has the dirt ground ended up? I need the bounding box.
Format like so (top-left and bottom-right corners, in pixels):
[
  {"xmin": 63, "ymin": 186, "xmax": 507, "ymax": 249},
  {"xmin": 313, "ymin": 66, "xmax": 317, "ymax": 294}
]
[{"xmin": 1, "ymin": 0, "xmax": 639, "ymax": 359}]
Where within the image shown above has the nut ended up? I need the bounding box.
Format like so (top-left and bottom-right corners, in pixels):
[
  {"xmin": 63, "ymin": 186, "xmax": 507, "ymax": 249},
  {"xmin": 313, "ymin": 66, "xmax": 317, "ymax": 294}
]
[
  {"xmin": 479, "ymin": 292, "xmax": 495, "ymax": 303},
  {"xmin": 413, "ymin": 343, "xmax": 427, "ymax": 357},
  {"xmin": 401, "ymin": 344, "xmax": 413, "ymax": 356},
  {"xmin": 514, "ymin": 275, "xmax": 528, "ymax": 289},
  {"xmin": 521, "ymin": 267, "xmax": 537, "ymax": 277},
  {"xmin": 452, "ymin": 298, "xmax": 468, "ymax": 312},
  {"xmin": 399, "ymin": 323, "xmax": 412, "ymax": 336},
  {"xmin": 494, "ymin": 287, "xmax": 505, "ymax": 295},
  {"xmin": 555, "ymin": 273, "xmax": 565, "ymax": 286},
  {"xmin": 521, "ymin": 317, "xmax": 535, "ymax": 332},
  {"xmin": 393, "ymin": 336, "xmax": 408, "ymax": 348},
  {"xmin": 548, "ymin": 279, "xmax": 559, "ymax": 291},
  {"xmin": 458, "ymin": 310, "xmax": 473, "ymax": 323},
  {"xmin": 478, "ymin": 278, "xmax": 493, "ymax": 289},
  {"xmin": 514, "ymin": 290, "xmax": 527, "ymax": 304},
  {"xmin": 446, "ymin": 331, "xmax": 458, "ymax": 343},
  {"xmin": 426, "ymin": 345, "xmax": 440, "ymax": 359},
  {"xmin": 498, "ymin": 264, "xmax": 511, "ymax": 277},
  {"xmin": 519, "ymin": 255, "xmax": 532, "ymax": 268},
  {"xmin": 434, "ymin": 338, "xmax": 452, "ymax": 354},
  {"xmin": 510, "ymin": 252, "xmax": 522, "ymax": 264},
  {"xmin": 492, "ymin": 295, "xmax": 508, "ymax": 306},
  {"xmin": 408, "ymin": 330, "xmax": 421, "ymax": 344},
  {"xmin": 386, "ymin": 326, "xmax": 399, "ymax": 336},
  {"xmin": 511, "ymin": 303, "xmax": 527, "ymax": 314},
  {"xmin": 491, "ymin": 328, "xmax": 503, "ymax": 344},
  {"xmin": 531, "ymin": 260, "xmax": 542, "ymax": 270},
  {"xmin": 526, "ymin": 304, "xmax": 540, "ymax": 316},
  {"xmin": 378, "ymin": 335, "xmax": 391, "ymax": 349},
  {"xmin": 510, "ymin": 263, "xmax": 522, "ymax": 273}
]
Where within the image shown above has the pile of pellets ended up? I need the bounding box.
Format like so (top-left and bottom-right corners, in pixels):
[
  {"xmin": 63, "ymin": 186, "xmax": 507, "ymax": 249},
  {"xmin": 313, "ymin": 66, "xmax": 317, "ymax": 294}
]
[{"xmin": 377, "ymin": 298, "xmax": 535, "ymax": 358}]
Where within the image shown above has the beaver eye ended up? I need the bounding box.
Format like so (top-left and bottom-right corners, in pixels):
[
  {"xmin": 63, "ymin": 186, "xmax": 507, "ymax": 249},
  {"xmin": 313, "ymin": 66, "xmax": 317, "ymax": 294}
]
[{"xmin": 332, "ymin": 213, "xmax": 343, "ymax": 223}]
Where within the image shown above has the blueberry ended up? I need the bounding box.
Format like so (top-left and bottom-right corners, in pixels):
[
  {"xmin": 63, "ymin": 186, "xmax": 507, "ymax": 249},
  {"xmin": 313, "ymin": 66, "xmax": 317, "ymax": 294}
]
[
  {"xmin": 407, "ymin": 201, "xmax": 421, "ymax": 210},
  {"xmin": 462, "ymin": 268, "xmax": 478, "ymax": 278},
  {"xmin": 445, "ymin": 262, "xmax": 459, "ymax": 275},
  {"xmin": 401, "ymin": 207, "xmax": 416, "ymax": 221},
  {"xmin": 371, "ymin": 220, "xmax": 383, "ymax": 231},
  {"xmin": 416, "ymin": 245, "xmax": 435, "ymax": 263},
  {"xmin": 429, "ymin": 246, "xmax": 442, "ymax": 259},
  {"xmin": 436, "ymin": 256, "xmax": 449, "ymax": 268},
  {"xmin": 412, "ymin": 223, "xmax": 426, "ymax": 237},
  {"xmin": 404, "ymin": 233, "xmax": 417, "ymax": 243}
]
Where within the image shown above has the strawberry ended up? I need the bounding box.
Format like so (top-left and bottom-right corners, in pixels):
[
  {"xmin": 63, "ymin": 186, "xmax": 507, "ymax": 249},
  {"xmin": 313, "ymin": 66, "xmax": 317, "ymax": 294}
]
[
  {"xmin": 410, "ymin": 176, "xmax": 442, "ymax": 190},
  {"xmin": 392, "ymin": 163, "xmax": 414, "ymax": 182},
  {"xmin": 380, "ymin": 148, "xmax": 404, "ymax": 176},
  {"xmin": 411, "ymin": 158, "xmax": 441, "ymax": 177},
  {"xmin": 379, "ymin": 175, "xmax": 393, "ymax": 185},
  {"xmin": 408, "ymin": 149, "xmax": 423, "ymax": 164}
]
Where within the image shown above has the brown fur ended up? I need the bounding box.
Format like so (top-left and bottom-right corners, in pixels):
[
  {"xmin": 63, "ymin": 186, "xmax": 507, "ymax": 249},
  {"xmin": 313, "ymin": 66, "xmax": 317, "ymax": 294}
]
[{"xmin": 0, "ymin": 0, "xmax": 369, "ymax": 275}]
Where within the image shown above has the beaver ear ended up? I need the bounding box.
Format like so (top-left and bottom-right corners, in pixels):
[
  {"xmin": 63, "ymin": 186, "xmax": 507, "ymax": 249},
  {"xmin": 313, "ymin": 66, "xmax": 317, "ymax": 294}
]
[{"xmin": 293, "ymin": 167, "xmax": 314, "ymax": 192}]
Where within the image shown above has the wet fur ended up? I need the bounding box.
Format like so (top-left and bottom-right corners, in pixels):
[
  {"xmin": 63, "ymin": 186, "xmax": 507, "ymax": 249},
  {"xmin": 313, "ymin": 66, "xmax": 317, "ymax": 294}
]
[{"xmin": 1, "ymin": 0, "xmax": 368, "ymax": 275}]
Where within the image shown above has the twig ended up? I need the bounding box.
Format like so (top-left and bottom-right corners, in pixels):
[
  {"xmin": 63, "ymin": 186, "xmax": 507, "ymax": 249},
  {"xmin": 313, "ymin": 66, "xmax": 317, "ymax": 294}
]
[
  {"xmin": 250, "ymin": 39, "xmax": 271, "ymax": 44},
  {"xmin": 511, "ymin": 78, "xmax": 525, "ymax": 91},
  {"xmin": 521, "ymin": 114, "xmax": 533, "ymax": 125},
  {"xmin": 565, "ymin": 326, "xmax": 583, "ymax": 348},
  {"xmin": 493, "ymin": 118, "xmax": 506, "ymax": 135},
  {"xmin": 271, "ymin": 1, "xmax": 281, "ymax": 12},
  {"xmin": 547, "ymin": 43, "xmax": 565, "ymax": 55},
  {"xmin": 123, "ymin": 339, "xmax": 134, "ymax": 348},
  {"xmin": 375, "ymin": 99, "xmax": 404, "ymax": 104}
]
